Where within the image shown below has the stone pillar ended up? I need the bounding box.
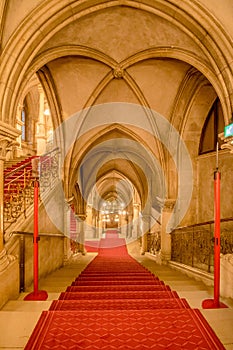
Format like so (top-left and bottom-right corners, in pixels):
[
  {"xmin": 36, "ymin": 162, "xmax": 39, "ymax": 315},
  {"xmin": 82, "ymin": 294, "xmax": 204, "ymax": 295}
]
[
  {"xmin": 63, "ymin": 204, "xmax": 72, "ymax": 263},
  {"xmin": 36, "ymin": 85, "xmax": 47, "ymax": 155},
  {"xmin": 120, "ymin": 212, "xmax": 127, "ymax": 237},
  {"xmin": 132, "ymin": 203, "xmax": 140, "ymax": 239},
  {"xmin": 15, "ymin": 104, "xmax": 24, "ymax": 158},
  {"xmin": 140, "ymin": 215, "xmax": 150, "ymax": 255},
  {"xmin": 76, "ymin": 214, "xmax": 86, "ymax": 255},
  {"xmin": 127, "ymin": 213, "xmax": 133, "ymax": 238},
  {"xmin": 98, "ymin": 214, "xmax": 103, "ymax": 236},
  {"xmin": 92, "ymin": 209, "xmax": 97, "ymax": 238},
  {"xmin": 160, "ymin": 199, "xmax": 175, "ymax": 263}
]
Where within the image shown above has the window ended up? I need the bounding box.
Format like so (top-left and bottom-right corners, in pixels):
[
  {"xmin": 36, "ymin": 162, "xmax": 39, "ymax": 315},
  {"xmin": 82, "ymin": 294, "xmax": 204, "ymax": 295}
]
[{"xmin": 199, "ymin": 98, "xmax": 224, "ymax": 154}]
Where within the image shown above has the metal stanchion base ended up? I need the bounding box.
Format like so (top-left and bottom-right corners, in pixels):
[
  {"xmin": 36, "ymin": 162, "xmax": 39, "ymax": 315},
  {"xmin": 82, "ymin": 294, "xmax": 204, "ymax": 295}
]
[
  {"xmin": 24, "ymin": 290, "xmax": 48, "ymax": 301},
  {"xmin": 202, "ymin": 299, "xmax": 228, "ymax": 309}
]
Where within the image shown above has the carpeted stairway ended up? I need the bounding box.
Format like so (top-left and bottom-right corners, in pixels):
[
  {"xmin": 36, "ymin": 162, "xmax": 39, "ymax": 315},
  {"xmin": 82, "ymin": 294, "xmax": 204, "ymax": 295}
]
[{"xmin": 24, "ymin": 231, "xmax": 226, "ymax": 349}]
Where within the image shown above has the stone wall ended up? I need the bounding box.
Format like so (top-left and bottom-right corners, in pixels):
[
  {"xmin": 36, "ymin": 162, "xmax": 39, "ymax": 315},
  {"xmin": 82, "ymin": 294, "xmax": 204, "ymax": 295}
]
[
  {"xmin": 0, "ymin": 259, "xmax": 19, "ymax": 309},
  {"xmin": 23, "ymin": 234, "xmax": 64, "ymax": 291},
  {"xmin": 221, "ymin": 254, "xmax": 233, "ymax": 299},
  {"xmin": 1, "ymin": 233, "xmax": 64, "ymax": 308},
  {"xmin": 197, "ymin": 150, "xmax": 233, "ymax": 223}
]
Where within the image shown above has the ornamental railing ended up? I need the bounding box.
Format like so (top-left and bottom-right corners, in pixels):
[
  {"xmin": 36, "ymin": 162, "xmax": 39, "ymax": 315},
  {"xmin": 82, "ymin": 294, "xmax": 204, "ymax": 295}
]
[
  {"xmin": 171, "ymin": 218, "xmax": 233, "ymax": 273},
  {"xmin": 4, "ymin": 160, "xmax": 35, "ymax": 229},
  {"xmin": 4, "ymin": 148, "xmax": 60, "ymax": 231},
  {"xmin": 147, "ymin": 231, "xmax": 161, "ymax": 254},
  {"xmin": 39, "ymin": 148, "xmax": 60, "ymax": 192}
]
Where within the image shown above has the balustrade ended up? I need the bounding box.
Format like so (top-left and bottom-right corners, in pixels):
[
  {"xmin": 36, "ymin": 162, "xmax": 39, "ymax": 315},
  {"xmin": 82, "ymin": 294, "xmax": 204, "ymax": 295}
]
[
  {"xmin": 146, "ymin": 219, "xmax": 233, "ymax": 273},
  {"xmin": 171, "ymin": 219, "xmax": 233, "ymax": 272},
  {"xmin": 147, "ymin": 231, "xmax": 161, "ymax": 255},
  {"xmin": 3, "ymin": 148, "xmax": 60, "ymax": 231}
]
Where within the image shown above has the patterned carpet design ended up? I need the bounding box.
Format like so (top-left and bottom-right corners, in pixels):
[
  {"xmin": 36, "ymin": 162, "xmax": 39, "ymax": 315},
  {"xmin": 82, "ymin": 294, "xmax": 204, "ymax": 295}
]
[{"xmin": 24, "ymin": 231, "xmax": 226, "ymax": 349}]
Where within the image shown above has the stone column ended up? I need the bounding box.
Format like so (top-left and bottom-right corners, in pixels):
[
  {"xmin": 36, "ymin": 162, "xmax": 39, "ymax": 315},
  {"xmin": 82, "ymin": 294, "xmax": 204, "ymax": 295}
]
[
  {"xmin": 127, "ymin": 213, "xmax": 133, "ymax": 238},
  {"xmin": 36, "ymin": 85, "xmax": 47, "ymax": 155},
  {"xmin": 120, "ymin": 212, "xmax": 127, "ymax": 237},
  {"xmin": 76, "ymin": 214, "xmax": 86, "ymax": 255},
  {"xmin": 92, "ymin": 209, "xmax": 97, "ymax": 238},
  {"xmin": 160, "ymin": 199, "xmax": 175, "ymax": 263},
  {"xmin": 98, "ymin": 214, "xmax": 103, "ymax": 237},
  {"xmin": 15, "ymin": 104, "xmax": 24, "ymax": 158},
  {"xmin": 132, "ymin": 203, "xmax": 140, "ymax": 239},
  {"xmin": 140, "ymin": 215, "xmax": 150, "ymax": 255},
  {"xmin": 63, "ymin": 204, "xmax": 72, "ymax": 263}
]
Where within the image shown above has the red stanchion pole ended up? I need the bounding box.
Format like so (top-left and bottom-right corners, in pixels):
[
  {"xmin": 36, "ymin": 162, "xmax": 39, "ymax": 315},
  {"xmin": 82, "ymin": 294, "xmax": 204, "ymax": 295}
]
[
  {"xmin": 202, "ymin": 145, "xmax": 227, "ymax": 309},
  {"xmin": 33, "ymin": 180, "xmax": 39, "ymax": 294},
  {"xmin": 24, "ymin": 179, "xmax": 48, "ymax": 301},
  {"xmin": 213, "ymin": 170, "xmax": 220, "ymax": 307}
]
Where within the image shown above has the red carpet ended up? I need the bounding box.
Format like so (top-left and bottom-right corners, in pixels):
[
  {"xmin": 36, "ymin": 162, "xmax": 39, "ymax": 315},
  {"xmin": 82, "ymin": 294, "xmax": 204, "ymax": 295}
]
[
  {"xmin": 24, "ymin": 230, "xmax": 226, "ymax": 349},
  {"xmin": 50, "ymin": 298, "xmax": 190, "ymax": 310}
]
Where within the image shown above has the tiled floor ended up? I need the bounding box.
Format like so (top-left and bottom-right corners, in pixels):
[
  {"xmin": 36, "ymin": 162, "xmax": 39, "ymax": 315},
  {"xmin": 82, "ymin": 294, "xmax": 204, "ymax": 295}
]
[{"xmin": 0, "ymin": 252, "xmax": 232, "ymax": 350}]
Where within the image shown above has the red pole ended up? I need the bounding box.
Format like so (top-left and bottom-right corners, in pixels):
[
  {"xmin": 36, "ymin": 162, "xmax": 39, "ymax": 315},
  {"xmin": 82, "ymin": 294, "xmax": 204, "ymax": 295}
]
[
  {"xmin": 213, "ymin": 170, "xmax": 220, "ymax": 307},
  {"xmin": 202, "ymin": 148, "xmax": 227, "ymax": 309},
  {"xmin": 33, "ymin": 179, "xmax": 39, "ymax": 294},
  {"xmin": 24, "ymin": 178, "xmax": 48, "ymax": 301}
]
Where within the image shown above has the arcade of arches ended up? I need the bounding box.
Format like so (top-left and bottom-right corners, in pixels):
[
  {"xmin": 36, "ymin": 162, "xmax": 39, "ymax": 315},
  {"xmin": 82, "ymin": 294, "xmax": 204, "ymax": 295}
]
[{"xmin": 0, "ymin": 0, "xmax": 233, "ymax": 310}]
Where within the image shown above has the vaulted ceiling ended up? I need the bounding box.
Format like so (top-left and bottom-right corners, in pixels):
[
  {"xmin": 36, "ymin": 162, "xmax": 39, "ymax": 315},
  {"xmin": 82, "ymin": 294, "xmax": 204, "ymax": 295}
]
[{"xmin": 1, "ymin": 0, "xmax": 233, "ymax": 227}]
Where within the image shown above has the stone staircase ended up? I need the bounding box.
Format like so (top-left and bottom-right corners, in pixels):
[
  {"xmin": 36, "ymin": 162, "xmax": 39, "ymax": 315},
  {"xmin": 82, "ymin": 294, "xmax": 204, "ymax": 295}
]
[{"xmin": 0, "ymin": 252, "xmax": 232, "ymax": 349}]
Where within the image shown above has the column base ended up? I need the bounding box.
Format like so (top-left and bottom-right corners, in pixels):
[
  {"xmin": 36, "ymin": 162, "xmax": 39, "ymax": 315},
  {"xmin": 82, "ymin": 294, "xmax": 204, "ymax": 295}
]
[{"xmin": 160, "ymin": 251, "xmax": 171, "ymax": 264}]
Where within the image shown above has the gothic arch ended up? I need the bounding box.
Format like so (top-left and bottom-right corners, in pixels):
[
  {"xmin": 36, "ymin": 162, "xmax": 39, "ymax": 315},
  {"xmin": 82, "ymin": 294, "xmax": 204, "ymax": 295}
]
[
  {"xmin": 0, "ymin": 0, "xmax": 232, "ymax": 129},
  {"xmin": 63, "ymin": 123, "xmax": 166, "ymax": 208}
]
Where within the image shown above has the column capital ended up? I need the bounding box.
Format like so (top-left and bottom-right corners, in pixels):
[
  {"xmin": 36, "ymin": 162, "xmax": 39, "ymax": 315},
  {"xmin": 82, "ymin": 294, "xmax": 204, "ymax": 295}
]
[
  {"xmin": 75, "ymin": 214, "xmax": 86, "ymax": 221},
  {"xmin": 163, "ymin": 199, "xmax": 176, "ymax": 212},
  {"xmin": 0, "ymin": 137, "xmax": 17, "ymax": 160},
  {"xmin": 219, "ymin": 132, "xmax": 233, "ymax": 153}
]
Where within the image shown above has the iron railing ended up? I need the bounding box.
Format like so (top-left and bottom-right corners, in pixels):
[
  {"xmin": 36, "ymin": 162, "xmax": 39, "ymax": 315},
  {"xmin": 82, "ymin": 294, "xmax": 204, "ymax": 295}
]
[
  {"xmin": 171, "ymin": 218, "xmax": 233, "ymax": 272},
  {"xmin": 4, "ymin": 160, "xmax": 35, "ymax": 228},
  {"xmin": 39, "ymin": 148, "xmax": 60, "ymax": 192},
  {"xmin": 4, "ymin": 148, "xmax": 60, "ymax": 231},
  {"xmin": 147, "ymin": 231, "xmax": 161, "ymax": 255}
]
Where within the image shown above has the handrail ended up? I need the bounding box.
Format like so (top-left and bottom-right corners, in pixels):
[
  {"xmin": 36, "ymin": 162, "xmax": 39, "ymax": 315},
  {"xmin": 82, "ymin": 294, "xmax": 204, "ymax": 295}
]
[
  {"xmin": 12, "ymin": 230, "xmax": 64, "ymax": 292},
  {"xmin": 4, "ymin": 167, "xmax": 32, "ymax": 186},
  {"xmin": 12, "ymin": 231, "xmax": 64, "ymax": 238},
  {"xmin": 173, "ymin": 217, "xmax": 233, "ymax": 231},
  {"xmin": 4, "ymin": 148, "xmax": 59, "ymax": 179},
  {"xmin": 4, "ymin": 158, "xmax": 38, "ymax": 178}
]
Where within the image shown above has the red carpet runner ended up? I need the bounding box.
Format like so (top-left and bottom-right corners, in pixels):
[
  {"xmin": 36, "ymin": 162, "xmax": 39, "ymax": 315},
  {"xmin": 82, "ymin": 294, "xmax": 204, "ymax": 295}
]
[{"xmin": 25, "ymin": 231, "xmax": 226, "ymax": 349}]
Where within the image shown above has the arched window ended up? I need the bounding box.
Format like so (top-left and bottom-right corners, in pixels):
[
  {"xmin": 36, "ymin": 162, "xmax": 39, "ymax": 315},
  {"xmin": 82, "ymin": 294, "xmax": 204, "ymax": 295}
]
[{"xmin": 199, "ymin": 98, "xmax": 224, "ymax": 154}]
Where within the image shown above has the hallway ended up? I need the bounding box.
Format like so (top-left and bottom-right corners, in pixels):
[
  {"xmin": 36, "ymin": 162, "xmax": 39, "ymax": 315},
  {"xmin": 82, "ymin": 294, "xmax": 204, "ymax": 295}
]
[{"xmin": 0, "ymin": 239, "xmax": 232, "ymax": 349}]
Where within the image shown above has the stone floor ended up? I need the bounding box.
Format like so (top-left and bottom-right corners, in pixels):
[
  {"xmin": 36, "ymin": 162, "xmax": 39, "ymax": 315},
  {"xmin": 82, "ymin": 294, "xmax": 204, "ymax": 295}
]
[{"xmin": 0, "ymin": 252, "xmax": 232, "ymax": 350}]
